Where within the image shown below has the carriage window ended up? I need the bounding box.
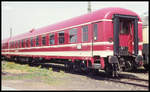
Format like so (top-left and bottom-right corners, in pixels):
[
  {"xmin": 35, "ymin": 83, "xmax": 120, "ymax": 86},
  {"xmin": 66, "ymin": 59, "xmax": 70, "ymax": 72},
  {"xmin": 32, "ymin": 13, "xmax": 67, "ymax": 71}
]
[
  {"xmin": 15, "ymin": 41, "xmax": 17, "ymax": 48},
  {"xmin": 5, "ymin": 43, "xmax": 6, "ymax": 49},
  {"xmin": 9, "ymin": 42, "xmax": 11, "ymax": 48},
  {"xmin": 22, "ymin": 40, "xmax": 24, "ymax": 48},
  {"xmin": 30, "ymin": 37, "xmax": 33, "ymax": 47},
  {"xmin": 4, "ymin": 43, "xmax": 5, "ymax": 49},
  {"xmin": 69, "ymin": 28, "xmax": 78, "ymax": 43},
  {"xmin": 58, "ymin": 31, "xmax": 65, "ymax": 44},
  {"xmin": 18, "ymin": 40, "xmax": 20, "ymax": 48},
  {"xmin": 12, "ymin": 42, "xmax": 14, "ymax": 48},
  {"xmin": 42, "ymin": 35, "xmax": 46, "ymax": 46},
  {"xmin": 93, "ymin": 23, "xmax": 98, "ymax": 40},
  {"xmin": 120, "ymin": 20, "xmax": 130, "ymax": 35},
  {"xmin": 11, "ymin": 42, "xmax": 13, "ymax": 48},
  {"xmin": 4, "ymin": 43, "xmax": 7, "ymax": 49},
  {"xmin": 24, "ymin": 40, "xmax": 26, "ymax": 47},
  {"xmin": 14, "ymin": 42, "xmax": 15, "ymax": 48},
  {"xmin": 10, "ymin": 42, "xmax": 13, "ymax": 48},
  {"xmin": 17, "ymin": 41, "xmax": 18, "ymax": 48},
  {"xmin": 36, "ymin": 36, "xmax": 39, "ymax": 46},
  {"xmin": 49, "ymin": 33, "xmax": 55, "ymax": 45},
  {"xmin": 82, "ymin": 25, "xmax": 88, "ymax": 42},
  {"xmin": 19, "ymin": 40, "xmax": 21, "ymax": 47},
  {"xmin": 4, "ymin": 43, "xmax": 6, "ymax": 49},
  {"xmin": 26, "ymin": 39, "xmax": 28, "ymax": 47}
]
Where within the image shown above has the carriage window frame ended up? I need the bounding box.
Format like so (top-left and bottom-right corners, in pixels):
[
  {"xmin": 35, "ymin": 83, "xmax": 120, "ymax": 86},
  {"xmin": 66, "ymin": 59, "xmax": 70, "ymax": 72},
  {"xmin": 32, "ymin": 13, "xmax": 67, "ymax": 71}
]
[
  {"xmin": 58, "ymin": 31, "xmax": 65, "ymax": 44},
  {"xmin": 49, "ymin": 33, "xmax": 55, "ymax": 45},
  {"xmin": 82, "ymin": 25, "xmax": 88, "ymax": 42},
  {"xmin": 69, "ymin": 28, "xmax": 78, "ymax": 43}
]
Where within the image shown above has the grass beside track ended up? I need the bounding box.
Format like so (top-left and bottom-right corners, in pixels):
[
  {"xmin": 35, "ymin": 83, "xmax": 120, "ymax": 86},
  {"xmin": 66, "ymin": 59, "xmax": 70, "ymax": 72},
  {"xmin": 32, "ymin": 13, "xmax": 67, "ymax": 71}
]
[{"xmin": 2, "ymin": 61, "xmax": 66, "ymax": 85}]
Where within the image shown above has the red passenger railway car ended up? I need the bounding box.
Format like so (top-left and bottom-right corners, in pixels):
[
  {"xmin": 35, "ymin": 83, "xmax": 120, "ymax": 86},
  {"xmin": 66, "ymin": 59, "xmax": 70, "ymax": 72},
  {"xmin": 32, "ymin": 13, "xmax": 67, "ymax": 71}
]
[{"xmin": 2, "ymin": 7, "xmax": 143, "ymax": 77}]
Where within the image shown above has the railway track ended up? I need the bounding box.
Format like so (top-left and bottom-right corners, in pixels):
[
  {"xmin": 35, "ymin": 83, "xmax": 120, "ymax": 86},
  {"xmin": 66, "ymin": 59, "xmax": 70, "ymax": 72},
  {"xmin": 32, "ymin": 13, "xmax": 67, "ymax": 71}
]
[
  {"xmin": 106, "ymin": 77, "xmax": 149, "ymax": 88},
  {"xmin": 39, "ymin": 62, "xmax": 149, "ymax": 88},
  {"xmin": 2, "ymin": 60, "xmax": 148, "ymax": 90},
  {"xmin": 116, "ymin": 72, "xmax": 149, "ymax": 88},
  {"xmin": 91, "ymin": 70, "xmax": 149, "ymax": 89},
  {"xmin": 5, "ymin": 61, "xmax": 149, "ymax": 89}
]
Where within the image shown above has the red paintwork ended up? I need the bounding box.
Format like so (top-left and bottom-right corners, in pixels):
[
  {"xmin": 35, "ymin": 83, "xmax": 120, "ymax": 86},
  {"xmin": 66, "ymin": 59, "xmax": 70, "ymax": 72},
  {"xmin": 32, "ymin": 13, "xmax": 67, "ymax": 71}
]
[
  {"xmin": 2, "ymin": 7, "xmax": 143, "ymax": 63},
  {"xmin": 2, "ymin": 38, "xmax": 11, "ymax": 49}
]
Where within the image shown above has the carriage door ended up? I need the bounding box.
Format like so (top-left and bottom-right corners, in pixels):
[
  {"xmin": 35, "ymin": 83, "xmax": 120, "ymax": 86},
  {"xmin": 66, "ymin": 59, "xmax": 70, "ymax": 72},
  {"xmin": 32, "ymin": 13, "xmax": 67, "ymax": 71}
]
[{"xmin": 113, "ymin": 14, "xmax": 139, "ymax": 56}]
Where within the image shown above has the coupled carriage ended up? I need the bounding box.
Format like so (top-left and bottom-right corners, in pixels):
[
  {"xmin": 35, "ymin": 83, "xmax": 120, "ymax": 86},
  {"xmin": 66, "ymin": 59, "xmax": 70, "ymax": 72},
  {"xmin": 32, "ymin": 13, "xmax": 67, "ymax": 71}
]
[{"xmin": 2, "ymin": 8, "xmax": 144, "ymax": 77}]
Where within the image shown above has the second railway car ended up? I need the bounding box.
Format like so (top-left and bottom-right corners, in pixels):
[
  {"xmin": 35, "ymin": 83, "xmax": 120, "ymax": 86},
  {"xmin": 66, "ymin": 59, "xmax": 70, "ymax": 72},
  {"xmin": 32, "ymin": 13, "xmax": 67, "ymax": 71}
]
[{"xmin": 2, "ymin": 7, "xmax": 143, "ymax": 77}]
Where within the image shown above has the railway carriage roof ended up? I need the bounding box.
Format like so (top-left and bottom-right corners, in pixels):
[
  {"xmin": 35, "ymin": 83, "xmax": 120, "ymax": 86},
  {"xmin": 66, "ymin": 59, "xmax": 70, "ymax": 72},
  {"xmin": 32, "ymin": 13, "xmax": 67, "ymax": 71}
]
[{"xmin": 4, "ymin": 7, "xmax": 142, "ymax": 42}]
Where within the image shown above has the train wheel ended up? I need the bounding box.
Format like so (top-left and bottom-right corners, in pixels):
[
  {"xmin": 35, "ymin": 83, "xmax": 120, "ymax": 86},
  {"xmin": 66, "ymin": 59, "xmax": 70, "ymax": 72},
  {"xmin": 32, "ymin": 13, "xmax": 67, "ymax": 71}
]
[
  {"xmin": 65, "ymin": 62, "xmax": 71, "ymax": 72},
  {"xmin": 71, "ymin": 63, "xmax": 78, "ymax": 73},
  {"xmin": 80, "ymin": 61, "xmax": 88, "ymax": 72},
  {"xmin": 28, "ymin": 58, "xmax": 34, "ymax": 66},
  {"xmin": 105, "ymin": 63, "xmax": 120, "ymax": 77},
  {"xmin": 64, "ymin": 63, "xmax": 68, "ymax": 71},
  {"xmin": 67, "ymin": 62, "xmax": 74, "ymax": 73},
  {"xmin": 104, "ymin": 64, "xmax": 113, "ymax": 75}
]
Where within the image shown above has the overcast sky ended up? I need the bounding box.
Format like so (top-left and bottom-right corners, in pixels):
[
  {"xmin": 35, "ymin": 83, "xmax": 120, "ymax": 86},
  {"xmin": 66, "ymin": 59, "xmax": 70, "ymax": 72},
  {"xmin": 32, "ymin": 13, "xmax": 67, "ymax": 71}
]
[{"xmin": 2, "ymin": 1, "xmax": 148, "ymax": 40}]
